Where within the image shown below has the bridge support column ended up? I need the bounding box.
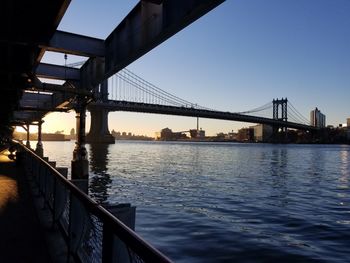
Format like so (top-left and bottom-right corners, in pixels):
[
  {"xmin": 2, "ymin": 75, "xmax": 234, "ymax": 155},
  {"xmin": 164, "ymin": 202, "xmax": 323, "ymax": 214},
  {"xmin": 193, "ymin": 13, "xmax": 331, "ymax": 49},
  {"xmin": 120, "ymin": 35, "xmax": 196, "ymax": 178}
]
[
  {"xmin": 86, "ymin": 107, "xmax": 115, "ymax": 144},
  {"xmin": 35, "ymin": 120, "xmax": 44, "ymax": 157},
  {"xmin": 25, "ymin": 124, "xmax": 31, "ymax": 148},
  {"xmin": 71, "ymin": 98, "xmax": 89, "ymax": 192}
]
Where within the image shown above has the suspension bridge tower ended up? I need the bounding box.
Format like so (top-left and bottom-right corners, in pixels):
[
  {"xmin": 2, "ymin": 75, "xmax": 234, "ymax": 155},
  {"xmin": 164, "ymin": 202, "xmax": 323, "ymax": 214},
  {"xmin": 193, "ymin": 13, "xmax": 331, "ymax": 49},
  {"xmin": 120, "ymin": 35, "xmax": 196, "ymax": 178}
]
[
  {"xmin": 273, "ymin": 98, "xmax": 288, "ymax": 123},
  {"xmin": 272, "ymin": 98, "xmax": 288, "ymax": 141},
  {"xmin": 86, "ymin": 81, "xmax": 115, "ymax": 144}
]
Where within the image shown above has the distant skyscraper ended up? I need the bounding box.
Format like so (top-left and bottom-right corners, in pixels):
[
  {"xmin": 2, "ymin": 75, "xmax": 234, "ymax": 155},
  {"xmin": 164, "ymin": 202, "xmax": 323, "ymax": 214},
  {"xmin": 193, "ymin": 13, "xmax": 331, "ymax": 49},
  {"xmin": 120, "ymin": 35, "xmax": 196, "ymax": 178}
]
[{"xmin": 310, "ymin": 107, "xmax": 326, "ymax": 128}]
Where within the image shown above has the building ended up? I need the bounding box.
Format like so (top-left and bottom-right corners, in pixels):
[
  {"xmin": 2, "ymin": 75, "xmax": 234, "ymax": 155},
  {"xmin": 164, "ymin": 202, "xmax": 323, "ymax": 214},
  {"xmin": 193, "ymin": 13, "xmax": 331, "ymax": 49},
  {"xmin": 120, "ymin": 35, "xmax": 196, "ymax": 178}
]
[
  {"xmin": 198, "ymin": 129, "xmax": 205, "ymax": 138},
  {"xmin": 42, "ymin": 133, "xmax": 69, "ymax": 141},
  {"xmin": 160, "ymin": 128, "xmax": 173, "ymax": 140},
  {"xmin": 310, "ymin": 107, "xmax": 326, "ymax": 128},
  {"xmin": 237, "ymin": 127, "xmax": 254, "ymax": 142},
  {"xmin": 227, "ymin": 131, "xmax": 238, "ymax": 141},
  {"xmin": 189, "ymin": 129, "xmax": 205, "ymax": 138},
  {"xmin": 156, "ymin": 128, "xmax": 189, "ymax": 140},
  {"xmin": 251, "ymin": 124, "xmax": 273, "ymax": 142}
]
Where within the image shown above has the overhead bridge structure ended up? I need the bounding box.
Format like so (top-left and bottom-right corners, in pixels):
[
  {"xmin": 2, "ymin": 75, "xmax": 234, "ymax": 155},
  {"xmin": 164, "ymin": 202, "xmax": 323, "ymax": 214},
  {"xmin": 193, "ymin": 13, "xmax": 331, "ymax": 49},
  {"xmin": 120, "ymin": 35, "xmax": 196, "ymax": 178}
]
[{"xmin": 2, "ymin": 0, "xmax": 226, "ymax": 179}]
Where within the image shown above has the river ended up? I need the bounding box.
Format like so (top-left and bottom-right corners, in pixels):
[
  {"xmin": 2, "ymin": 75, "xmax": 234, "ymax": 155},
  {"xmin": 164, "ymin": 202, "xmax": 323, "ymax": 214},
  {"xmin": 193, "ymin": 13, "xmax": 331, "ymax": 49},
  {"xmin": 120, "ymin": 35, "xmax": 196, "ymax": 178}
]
[{"xmin": 42, "ymin": 140, "xmax": 350, "ymax": 262}]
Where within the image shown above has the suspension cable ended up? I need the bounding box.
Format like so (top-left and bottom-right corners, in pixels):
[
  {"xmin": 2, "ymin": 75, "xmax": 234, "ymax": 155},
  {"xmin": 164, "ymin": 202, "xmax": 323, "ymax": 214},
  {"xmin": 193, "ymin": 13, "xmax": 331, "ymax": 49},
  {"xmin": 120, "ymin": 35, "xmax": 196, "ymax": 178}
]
[{"xmin": 287, "ymin": 102, "xmax": 309, "ymax": 124}]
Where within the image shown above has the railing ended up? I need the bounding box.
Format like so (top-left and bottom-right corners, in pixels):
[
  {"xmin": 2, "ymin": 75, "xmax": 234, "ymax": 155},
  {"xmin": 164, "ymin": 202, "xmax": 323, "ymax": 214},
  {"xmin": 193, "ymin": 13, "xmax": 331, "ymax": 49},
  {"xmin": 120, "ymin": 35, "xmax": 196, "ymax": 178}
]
[{"xmin": 15, "ymin": 142, "xmax": 172, "ymax": 263}]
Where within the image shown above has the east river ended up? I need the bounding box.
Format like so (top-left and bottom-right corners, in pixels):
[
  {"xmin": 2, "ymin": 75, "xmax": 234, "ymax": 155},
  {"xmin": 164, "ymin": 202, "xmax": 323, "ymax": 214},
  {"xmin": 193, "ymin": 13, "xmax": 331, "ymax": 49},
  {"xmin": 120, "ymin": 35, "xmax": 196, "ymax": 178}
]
[{"xmin": 42, "ymin": 140, "xmax": 350, "ymax": 262}]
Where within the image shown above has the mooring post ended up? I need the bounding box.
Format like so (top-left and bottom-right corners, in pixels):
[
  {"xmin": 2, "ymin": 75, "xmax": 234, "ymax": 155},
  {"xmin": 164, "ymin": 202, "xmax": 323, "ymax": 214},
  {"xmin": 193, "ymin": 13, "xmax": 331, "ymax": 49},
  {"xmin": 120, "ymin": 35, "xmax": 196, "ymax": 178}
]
[
  {"xmin": 35, "ymin": 120, "xmax": 44, "ymax": 157},
  {"xmin": 71, "ymin": 96, "xmax": 89, "ymax": 192}
]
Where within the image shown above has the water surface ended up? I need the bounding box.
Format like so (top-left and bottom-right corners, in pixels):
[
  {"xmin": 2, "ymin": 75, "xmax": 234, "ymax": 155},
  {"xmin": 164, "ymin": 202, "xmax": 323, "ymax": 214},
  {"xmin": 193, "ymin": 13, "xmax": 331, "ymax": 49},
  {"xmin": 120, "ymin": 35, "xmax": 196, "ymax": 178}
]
[{"xmin": 44, "ymin": 141, "xmax": 350, "ymax": 262}]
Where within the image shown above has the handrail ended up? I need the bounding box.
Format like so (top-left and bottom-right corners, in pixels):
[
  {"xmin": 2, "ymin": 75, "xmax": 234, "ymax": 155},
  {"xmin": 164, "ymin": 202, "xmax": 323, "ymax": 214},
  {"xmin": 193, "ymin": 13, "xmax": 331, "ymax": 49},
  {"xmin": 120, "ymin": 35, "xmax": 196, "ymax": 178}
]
[{"xmin": 14, "ymin": 141, "xmax": 172, "ymax": 263}]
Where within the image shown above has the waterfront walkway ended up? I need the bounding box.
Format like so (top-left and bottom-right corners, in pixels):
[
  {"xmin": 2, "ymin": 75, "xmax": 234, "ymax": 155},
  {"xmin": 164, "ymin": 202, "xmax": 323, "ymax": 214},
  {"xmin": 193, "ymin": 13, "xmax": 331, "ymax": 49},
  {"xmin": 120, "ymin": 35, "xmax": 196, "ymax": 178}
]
[{"xmin": 0, "ymin": 147, "xmax": 50, "ymax": 263}]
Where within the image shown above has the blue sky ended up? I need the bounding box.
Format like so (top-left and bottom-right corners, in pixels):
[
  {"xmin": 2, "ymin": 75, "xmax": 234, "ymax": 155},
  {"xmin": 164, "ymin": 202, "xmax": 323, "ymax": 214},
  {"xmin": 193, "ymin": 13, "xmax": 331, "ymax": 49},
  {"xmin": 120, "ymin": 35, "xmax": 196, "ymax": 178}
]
[{"xmin": 41, "ymin": 0, "xmax": 350, "ymax": 136}]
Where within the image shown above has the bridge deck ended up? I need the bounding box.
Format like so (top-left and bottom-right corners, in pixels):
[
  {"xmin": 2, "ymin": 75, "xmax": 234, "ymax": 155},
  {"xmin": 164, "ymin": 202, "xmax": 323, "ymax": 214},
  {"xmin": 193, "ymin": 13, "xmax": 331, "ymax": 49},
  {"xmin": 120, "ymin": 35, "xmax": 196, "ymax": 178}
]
[
  {"xmin": 90, "ymin": 100, "xmax": 317, "ymax": 131},
  {"xmin": 0, "ymin": 148, "xmax": 50, "ymax": 263}
]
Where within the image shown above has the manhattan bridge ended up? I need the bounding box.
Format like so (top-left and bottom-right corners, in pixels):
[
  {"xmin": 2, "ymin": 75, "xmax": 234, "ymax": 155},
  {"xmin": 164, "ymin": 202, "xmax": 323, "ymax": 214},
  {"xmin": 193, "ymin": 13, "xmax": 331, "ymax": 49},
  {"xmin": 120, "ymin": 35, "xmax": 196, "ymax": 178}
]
[
  {"xmin": 91, "ymin": 67, "xmax": 313, "ymax": 137},
  {"xmin": 19, "ymin": 63, "xmax": 316, "ymax": 144}
]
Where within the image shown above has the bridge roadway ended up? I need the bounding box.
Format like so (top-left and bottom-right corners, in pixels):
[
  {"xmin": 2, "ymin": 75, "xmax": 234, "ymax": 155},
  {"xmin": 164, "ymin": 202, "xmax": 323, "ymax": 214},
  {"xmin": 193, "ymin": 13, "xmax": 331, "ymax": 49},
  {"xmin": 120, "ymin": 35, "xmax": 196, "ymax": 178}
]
[{"xmin": 90, "ymin": 100, "xmax": 317, "ymax": 131}]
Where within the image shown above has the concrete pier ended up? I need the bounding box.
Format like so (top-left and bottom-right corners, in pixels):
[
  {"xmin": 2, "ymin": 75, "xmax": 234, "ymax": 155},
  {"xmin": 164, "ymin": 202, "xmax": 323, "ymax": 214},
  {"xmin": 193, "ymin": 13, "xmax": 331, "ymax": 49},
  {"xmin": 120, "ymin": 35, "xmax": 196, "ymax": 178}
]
[
  {"xmin": 86, "ymin": 107, "xmax": 115, "ymax": 143},
  {"xmin": 86, "ymin": 80, "xmax": 114, "ymax": 144}
]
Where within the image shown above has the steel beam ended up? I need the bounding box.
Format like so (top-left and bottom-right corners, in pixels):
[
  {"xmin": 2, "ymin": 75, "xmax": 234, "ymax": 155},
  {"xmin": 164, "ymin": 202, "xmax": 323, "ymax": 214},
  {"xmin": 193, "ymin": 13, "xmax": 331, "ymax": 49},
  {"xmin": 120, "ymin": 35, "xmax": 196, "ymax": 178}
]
[
  {"xmin": 104, "ymin": 0, "xmax": 225, "ymax": 78},
  {"xmin": 43, "ymin": 30, "xmax": 105, "ymax": 57},
  {"xmin": 17, "ymin": 106, "xmax": 70, "ymax": 112},
  {"xmin": 13, "ymin": 111, "xmax": 44, "ymax": 123},
  {"xmin": 20, "ymin": 92, "xmax": 53, "ymax": 108},
  {"xmin": 35, "ymin": 63, "xmax": 80, "ymax": 80},
  {"xmin": 29, "ymin": 82, "xmax": 92, "ymax": 97},
  {"xmin": 80, "ymin": 57, "xmax": 105, "ymax": 90}
]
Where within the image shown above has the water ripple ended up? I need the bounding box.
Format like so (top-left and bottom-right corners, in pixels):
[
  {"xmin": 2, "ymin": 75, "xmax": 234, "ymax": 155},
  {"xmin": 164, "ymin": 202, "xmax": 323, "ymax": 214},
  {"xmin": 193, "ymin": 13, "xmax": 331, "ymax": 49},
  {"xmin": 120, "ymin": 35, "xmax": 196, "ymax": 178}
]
[{"xmin": 44, "ymin": 141, "xmax": 350, "ymax": 262}]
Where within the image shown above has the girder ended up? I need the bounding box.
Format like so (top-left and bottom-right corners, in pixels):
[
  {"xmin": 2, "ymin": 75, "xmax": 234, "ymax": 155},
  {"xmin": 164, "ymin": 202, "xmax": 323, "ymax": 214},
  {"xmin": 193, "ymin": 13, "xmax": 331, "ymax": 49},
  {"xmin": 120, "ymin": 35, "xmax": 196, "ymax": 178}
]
[
  {"xmin": 17, "ymin": 107, "xmax": 70, "ymax": 112},
  {"xmin": 40, "ymin": 83, "xmax": 91, "ymax": 96},
  {"xmin": 20, "ymin": 92, "xmax": 53, "ymax": 108},
  {"xmin": 43, "ymin": 30, "xmax": 105, "ymax": 57},
  {"xmin": 13, "ymin": 111, "xmax": 45, "ymax": 124},
  {"xmin": 104, "ymin": 0, "xmax": 225, "ymax": 78},
  {"xmin": 80, "ymin": 57, "xmax": 105, "ymax": 91},
  {"xmin": 35, "ymin": 63, "xmax": 80, "ymax": 80}
]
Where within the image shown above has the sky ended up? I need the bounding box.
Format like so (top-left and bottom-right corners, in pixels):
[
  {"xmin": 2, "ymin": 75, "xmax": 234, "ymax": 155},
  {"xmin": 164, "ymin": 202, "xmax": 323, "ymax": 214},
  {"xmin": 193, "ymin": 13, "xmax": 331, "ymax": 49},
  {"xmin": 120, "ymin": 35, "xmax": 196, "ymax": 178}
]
[{"xmin": 39, "ymin": 0, "xmax": 350, "ymax": 137}]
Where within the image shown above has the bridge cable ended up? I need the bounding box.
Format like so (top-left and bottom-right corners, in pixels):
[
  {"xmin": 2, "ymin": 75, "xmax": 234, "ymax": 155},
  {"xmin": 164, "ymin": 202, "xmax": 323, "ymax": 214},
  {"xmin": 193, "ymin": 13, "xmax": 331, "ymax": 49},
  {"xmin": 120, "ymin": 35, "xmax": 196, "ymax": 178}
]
[{"xmin": 288, "ymin": 102, "xmax": 310, "ymax": 124}]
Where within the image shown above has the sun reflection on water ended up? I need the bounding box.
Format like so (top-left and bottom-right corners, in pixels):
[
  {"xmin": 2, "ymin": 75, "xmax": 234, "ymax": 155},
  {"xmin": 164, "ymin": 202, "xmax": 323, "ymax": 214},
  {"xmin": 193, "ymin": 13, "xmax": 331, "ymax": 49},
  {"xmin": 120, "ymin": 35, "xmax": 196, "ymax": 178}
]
[{"xmin": 338, "ymin": 149, "xmax": 349, "ymax": 190}]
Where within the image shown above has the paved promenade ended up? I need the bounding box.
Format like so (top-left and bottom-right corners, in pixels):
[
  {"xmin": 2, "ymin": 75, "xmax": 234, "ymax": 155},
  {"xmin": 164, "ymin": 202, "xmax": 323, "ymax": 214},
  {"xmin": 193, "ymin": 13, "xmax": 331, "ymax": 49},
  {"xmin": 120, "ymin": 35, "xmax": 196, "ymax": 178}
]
[{"xmin": 0, "ymin": 148, "xmax": 50, "ymax": 263}]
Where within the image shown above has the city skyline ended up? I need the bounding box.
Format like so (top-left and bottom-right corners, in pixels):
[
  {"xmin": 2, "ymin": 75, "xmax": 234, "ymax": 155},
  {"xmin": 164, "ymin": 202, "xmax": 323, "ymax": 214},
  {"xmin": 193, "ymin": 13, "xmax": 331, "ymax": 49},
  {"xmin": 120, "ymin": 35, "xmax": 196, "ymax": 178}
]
[{"xmin": 37, "ymin": 0, "xmax": 349, "ymax": 136}]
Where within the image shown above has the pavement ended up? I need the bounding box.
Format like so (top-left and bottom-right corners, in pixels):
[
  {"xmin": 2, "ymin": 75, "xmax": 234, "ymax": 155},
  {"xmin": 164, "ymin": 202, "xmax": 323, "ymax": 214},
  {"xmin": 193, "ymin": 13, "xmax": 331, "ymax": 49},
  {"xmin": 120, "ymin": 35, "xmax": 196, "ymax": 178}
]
[{"xmin": 0, "ymin": 148, "xmax": 51, "ymax": 263}]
